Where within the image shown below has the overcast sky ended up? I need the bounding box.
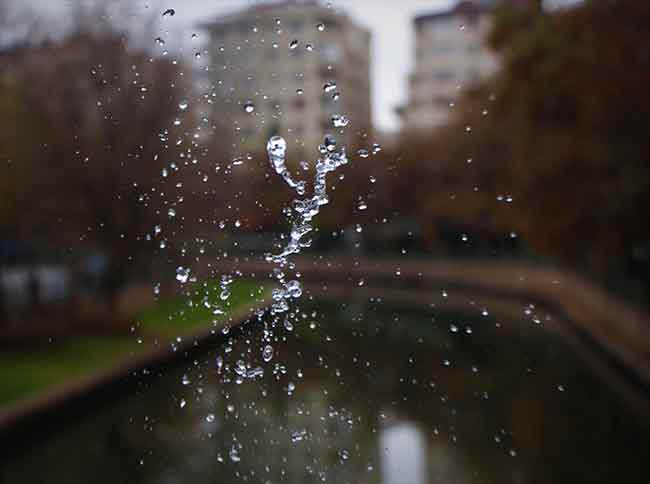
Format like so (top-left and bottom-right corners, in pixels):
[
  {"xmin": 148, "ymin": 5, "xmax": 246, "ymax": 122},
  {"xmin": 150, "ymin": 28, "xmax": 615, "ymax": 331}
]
[{"xmin": 23, "ymin": 0, "xmax": 454, "ymax": 131}]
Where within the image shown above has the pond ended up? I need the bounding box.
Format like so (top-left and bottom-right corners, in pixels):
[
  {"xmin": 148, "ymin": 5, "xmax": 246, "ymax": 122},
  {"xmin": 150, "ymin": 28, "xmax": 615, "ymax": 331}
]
[{"xmin": 2, "ymin": 292, "xmax": 648, "ymax": 484}]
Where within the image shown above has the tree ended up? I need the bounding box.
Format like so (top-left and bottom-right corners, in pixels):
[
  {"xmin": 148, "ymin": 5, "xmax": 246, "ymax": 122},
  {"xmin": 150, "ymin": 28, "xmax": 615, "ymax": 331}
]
[
  {"xmin": 0, "ymin": 29, "xmax": 189, "ymax": 307},
  {"xmin": 397, "ymin": 0, "xmax": 650, "ymax": 297}
]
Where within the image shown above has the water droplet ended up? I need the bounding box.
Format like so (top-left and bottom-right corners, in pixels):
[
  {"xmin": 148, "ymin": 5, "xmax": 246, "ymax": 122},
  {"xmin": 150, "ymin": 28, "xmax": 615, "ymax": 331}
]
[
  {"xmin": 357, "ymin": 149, "xmax": 369, "ymax": 158},
  {"xmin": 167, "ymin": 208, "xmax": 176, "ymax": 218},
  {"xmin": 296, "ymin": 88, "xmax": 304, "ymax": 96},
  {"xmin": 162, "ymin": 8, "xmax": 175, "ymax": 17},
  {"xmin": 287, "ymin": 381, "xmax": 296, "ymax": 394},
  {"xmin": 286, "ymin": 280, "xmax": 302, "ymax": 298},
  {"xmin": 305, "ymin": 43, "xmax": 313, "ymax": 52},
  {"xmin": 268, "ymin": 136, "xmax": 287, "ymax": 161},
  {"xmin": 323, "ymin": 81, "xmax": 337, "ymax": 93},
  {"xmin": 324, "ymin": 134, "xmax": 337, "ymax": 151},
  {"xmin": 371, "ymin": 143, "xmax": 382, "ymax": 154},
  {"xmin": 244, "ymin": 101, "xmax": 255, "ymax": 114},
  {"xmin": 289, "ymin": 39, "xmax": 299, "ymax": 50},
  {"xmin": 179, "ymin": 398, "xmax": 186, "ymax": 408},
  {"xmin": 331, "ymin": 114, "xmax": 349, "ymax": 128},
  {"xmin": 317, "ymin": 22, "xmax": 325, "ymax": 32},
  {"xmin": 205, "ymin": 413, "xmax": 215, "ymax": 423},
  {"xmin": 229, "ymin": 446, "xmax": 241, "ymax": 463},
  {"xmin": 175, "ymin": 266, "xmax": 190, "ymax": 284},
  {"xmin": 262, "ymin": 345, "xmax": 274, "ymax": 362},
  {"xmin": 291, "ymin": 429, "xmax": 307, "ymax": 442},
  {"xmin": 178, "ymin": 100, "xmax": 189, "ymax": 110}
]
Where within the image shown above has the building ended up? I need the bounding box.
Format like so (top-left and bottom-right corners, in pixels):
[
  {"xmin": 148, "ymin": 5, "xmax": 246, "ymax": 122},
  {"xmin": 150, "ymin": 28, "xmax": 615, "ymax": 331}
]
[
  {"xmin": 400, "ymin": 1, "xmax": 499, "ymax": 133},
  {"xmin": 199, "ymin": 1, "xmax": 372, "ymax": 161}
]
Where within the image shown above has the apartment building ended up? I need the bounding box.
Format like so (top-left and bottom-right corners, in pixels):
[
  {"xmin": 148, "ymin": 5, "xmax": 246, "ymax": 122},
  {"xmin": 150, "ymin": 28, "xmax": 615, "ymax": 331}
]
[
  {"xmin": 200, "ymin": 1, "xmax": 372, "ymax": 160},
  {"xmin": 400, "ymin": 1, "xmax": 499, "ymax": 133}
]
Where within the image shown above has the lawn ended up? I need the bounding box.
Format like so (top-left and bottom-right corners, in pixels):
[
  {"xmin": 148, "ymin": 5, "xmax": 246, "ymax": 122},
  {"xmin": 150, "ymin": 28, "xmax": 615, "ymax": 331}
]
[
  {"xmin": 0, "ymin": 279, "xmax": 266, "ymax": 409},
  {"xmin": 137, "ymin": 278, "xmax": 265, "ymax": 339}
]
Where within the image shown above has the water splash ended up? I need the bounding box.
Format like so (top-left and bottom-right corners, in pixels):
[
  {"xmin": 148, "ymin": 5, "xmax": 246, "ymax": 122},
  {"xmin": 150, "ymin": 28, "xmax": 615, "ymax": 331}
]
[
  {"xmin": 267, "ymin": 136, "xmax": 306, "ymax": 196},
  {"xmin": 265, "ymin": 133, "xmax": 348, "ymax": 316}
]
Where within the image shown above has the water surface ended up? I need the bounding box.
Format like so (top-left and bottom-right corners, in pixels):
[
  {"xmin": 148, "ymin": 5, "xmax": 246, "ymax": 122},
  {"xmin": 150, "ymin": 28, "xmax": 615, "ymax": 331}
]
[{"xmin": 2, "ymin": 296, "xmax": 648, "ymax": 483}]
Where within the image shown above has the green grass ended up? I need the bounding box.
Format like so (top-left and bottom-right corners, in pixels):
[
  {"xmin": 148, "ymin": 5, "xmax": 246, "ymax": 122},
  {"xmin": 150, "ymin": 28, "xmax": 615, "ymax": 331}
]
[
  {"xmin": 137, "ymin": 279, "xmax": 265, "ymax": 339},
  {"xmin": 0, "ymin": 337, "xmax": 141, "ymax": 406},
  {"xmin": 0, "ymin": 279, "xmax": 265, "ymax": 409}
]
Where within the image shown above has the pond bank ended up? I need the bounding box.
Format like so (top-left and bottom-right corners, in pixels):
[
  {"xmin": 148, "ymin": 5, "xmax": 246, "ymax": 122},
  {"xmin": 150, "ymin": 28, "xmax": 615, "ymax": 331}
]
[
  {"xmin": 219, "ymin": 256, "xmax": 650, "ymax": 395},
  {"xmin": 3, "ymin": 256, "xmax": 649, "ymax": 445},
  {"xmin": 0, "ymin": 287, "xmax": 268, "ymax": 444}
]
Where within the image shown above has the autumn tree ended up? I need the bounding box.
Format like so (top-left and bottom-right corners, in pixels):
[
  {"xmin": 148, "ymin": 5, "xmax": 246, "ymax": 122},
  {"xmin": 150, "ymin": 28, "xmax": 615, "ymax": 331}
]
[
  {"xmin": 0, "ymin": 25, "xmax": 190, "ymax": 306},
  {"xmin": 393, "ymin": 0, "xmax": 650, "ymax": 298}
]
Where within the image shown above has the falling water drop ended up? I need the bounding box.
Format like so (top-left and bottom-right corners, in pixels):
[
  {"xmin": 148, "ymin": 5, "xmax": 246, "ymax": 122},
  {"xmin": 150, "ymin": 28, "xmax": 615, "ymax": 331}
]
[
  {"xmin": 324, "ymin": 134, "xmax": 337, "ymax": 151},
  {"xmin": 229, "ymin": 446, "xmax": 241, "ymax": 463},
  {"xmin": 323, "ymin": 81, "xmax": 337, "ymax": 93},
  {"xmin": 262, "ymin": 345, "xmax": 274, "ymax": 362},
  {"xmin": 331, "ymin": 114, "xmax": 349, "ymax": 128},
  {"xmin": 175, "ymin": 266, "xmax": 190, "ymax": 284}
]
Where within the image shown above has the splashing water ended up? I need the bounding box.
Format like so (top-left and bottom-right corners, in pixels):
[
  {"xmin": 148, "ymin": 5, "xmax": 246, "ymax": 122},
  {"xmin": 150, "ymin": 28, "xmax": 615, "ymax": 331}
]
[
  {"xmin": 265, "ymin": 133, "xmax": 348, "ymax": 316},
  {"xmin": 267, "ymin": 136, "xmax": 307, "ymax": 196}
]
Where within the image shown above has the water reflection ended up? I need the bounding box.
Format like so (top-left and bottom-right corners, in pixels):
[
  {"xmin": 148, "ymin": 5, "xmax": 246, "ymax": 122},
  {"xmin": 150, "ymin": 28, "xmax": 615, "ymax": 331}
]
[
  {"xmin": 2, "ymin": 298, "xmax": 649, "ymax": 483},
  {"xmin": 381, "ymin": 423, "xmax": 426, "ymax": 484}
]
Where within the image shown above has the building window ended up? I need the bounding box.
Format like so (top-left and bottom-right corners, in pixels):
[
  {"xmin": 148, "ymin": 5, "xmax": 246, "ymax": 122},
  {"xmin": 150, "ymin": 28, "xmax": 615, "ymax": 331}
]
[
  {"xmin": 289, "ymin": 19, "xmax": 303, "ymax": 34},
  {"xmin": 433, "ymin": 71, "xmax": 454, "ymax": 81},
  {"xmin": 321, "ymin": 43, "xmax": 342, "ymax": 63},
  {"xmin": 293, "ymin": 97, "xmax": 306, "ymax": 110}
]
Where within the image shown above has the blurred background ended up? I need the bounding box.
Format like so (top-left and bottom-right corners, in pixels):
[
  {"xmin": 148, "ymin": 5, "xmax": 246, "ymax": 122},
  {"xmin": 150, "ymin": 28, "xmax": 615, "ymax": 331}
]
[
  {"xmin": 1, "ymin": 1, "xmax": 650, "ymax": 477},
  {"xmin": 0, "ymin": 0, "xmax": 650, "ymax": 484}
]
